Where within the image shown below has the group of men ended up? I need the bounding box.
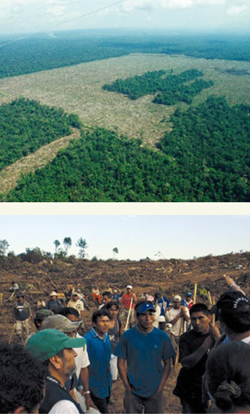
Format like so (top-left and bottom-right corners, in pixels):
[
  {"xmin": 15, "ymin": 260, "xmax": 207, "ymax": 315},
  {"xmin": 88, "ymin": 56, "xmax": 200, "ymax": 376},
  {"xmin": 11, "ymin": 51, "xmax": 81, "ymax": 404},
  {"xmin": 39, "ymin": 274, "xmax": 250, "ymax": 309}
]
[{"xmin": 5, "ymin": 275, "xmax": 249, "ymax": 414}]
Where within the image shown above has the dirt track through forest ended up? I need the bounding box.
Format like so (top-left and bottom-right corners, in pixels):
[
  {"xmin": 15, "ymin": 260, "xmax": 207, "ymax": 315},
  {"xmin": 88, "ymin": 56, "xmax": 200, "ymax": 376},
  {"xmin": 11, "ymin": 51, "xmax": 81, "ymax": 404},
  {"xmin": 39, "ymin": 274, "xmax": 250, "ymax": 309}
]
[{"xmin": 0, "ymin": 128, "xmax": 81, "ymax": 193}]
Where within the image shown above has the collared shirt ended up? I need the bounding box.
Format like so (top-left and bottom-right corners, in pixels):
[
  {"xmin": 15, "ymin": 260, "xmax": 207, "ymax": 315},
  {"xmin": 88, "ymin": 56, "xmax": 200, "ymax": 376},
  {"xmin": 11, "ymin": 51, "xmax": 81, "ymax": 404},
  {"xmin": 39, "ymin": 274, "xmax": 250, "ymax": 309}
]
[{"xmin": 84, "ymin": 328, "xmax": 111, "ymax": 399}]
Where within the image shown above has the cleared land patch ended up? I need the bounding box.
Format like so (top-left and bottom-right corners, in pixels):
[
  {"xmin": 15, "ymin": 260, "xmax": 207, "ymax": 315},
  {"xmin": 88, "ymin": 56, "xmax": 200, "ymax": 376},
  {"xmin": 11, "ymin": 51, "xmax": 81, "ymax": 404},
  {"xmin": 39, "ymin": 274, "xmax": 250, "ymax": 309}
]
[
  {"xmin": 0, "ymin": 53, "xmax": 250, "ymax": 147},
  {"xmin": 0, "ymin": 128, "xmax": 80, "ymax": 194}
]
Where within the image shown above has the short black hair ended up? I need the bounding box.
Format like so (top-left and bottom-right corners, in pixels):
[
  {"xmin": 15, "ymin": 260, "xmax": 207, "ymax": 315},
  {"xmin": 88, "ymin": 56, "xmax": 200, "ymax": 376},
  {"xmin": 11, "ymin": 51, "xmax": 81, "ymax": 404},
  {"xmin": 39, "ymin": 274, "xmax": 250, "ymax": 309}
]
[
  {"xmin": 102, "ymin": 291, "xmax": 112, "ymax": 299},
  {"xmin": 106, "ymin": 300, "xmax": 120, "ymax": 310},
  {"xmin": 58, "ymin": 306, "xmax": 80, "ymax": 319},
  {"xmin": 190, "ymin": 303, "xmax": 209, "ymax": 316},
  {"xmin": 92, "ymin": 309, "xmax": 111, "ymax": 324},
  {"xmin": 0, "ymin": 342, "xmax": 48, "ymax": 413}
]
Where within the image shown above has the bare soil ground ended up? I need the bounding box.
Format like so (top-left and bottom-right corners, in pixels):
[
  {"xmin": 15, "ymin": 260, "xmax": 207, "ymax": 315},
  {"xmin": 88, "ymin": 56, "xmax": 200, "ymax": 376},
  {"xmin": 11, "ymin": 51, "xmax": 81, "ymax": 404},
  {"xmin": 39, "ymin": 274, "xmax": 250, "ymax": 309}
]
[
  {"xmin": 0, "ymin": 53, "xmax": 250, "ymax": 148},
  {"xmin": 0, "ymin": 252, "xmax": 249, "ymax": 413}
]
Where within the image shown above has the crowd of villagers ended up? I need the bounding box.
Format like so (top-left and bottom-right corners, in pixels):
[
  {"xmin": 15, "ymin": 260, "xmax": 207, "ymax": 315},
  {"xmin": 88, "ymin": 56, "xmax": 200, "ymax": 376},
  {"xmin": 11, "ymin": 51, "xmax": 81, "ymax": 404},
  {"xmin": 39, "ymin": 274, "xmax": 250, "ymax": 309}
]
[{"xmin": 2, "ymin": 275, "xmax": 250, "ymax": 414}]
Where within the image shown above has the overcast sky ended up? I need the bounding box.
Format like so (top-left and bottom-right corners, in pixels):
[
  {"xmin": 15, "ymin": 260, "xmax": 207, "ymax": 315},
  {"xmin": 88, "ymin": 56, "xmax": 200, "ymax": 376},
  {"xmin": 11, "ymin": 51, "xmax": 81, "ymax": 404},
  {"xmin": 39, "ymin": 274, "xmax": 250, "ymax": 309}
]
[
  {"xmin": 0, "ymin": 215, "xmax": 249, "ymax": 260},
  {"xmin": 1, "ymin": 0, "xmax": 250, "ymax": 36}
]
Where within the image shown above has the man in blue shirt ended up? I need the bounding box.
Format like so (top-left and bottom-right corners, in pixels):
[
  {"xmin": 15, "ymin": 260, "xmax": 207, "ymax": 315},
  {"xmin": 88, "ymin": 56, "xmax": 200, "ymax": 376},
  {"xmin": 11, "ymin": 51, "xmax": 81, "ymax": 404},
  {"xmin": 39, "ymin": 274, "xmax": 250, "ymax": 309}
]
[
  {"xmin": 115, "ymin": 300, "xmax": 175, "ymax": 413},
  {"xmin": 84, "ymin": 309, "xmax": 112, "ymax": 414}
]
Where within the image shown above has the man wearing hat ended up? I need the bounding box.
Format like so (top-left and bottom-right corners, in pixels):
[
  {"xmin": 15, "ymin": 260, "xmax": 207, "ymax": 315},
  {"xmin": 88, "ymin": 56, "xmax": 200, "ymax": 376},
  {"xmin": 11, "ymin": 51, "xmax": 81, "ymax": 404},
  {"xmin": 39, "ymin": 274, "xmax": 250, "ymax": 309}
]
[
  {"xmin": 26, "ymin": 328, "xmax": 86, "ymax": 414},
  {"xmin": 40, "ymin": 313, "xmax": 92, "ymax": 412},
  {"xmin": 46, "ymin": 291, "xmax": 63, "ymax": 312},
  {"xmin": 166, "ymin": 295, "xmax": 190, "ymax": 356},
  {"xmin": 68, "ymin": 292, "xmax": 85, "ymax": 319},
  {"xmin": 115, "ymin": 300, "xmax": 175, "ymax": 413},
  {"xmin": 120, "ymin": 285, "xmax": 137, "ymax": 329},
  {"xmin": 13, "ymin": 291, "xmax": 32, "ymax": 343}
]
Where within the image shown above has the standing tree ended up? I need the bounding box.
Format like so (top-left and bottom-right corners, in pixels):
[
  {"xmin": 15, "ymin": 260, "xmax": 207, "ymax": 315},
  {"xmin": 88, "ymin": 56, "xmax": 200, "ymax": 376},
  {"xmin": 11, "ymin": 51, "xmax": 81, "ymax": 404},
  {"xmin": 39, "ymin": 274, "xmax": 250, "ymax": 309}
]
[
  {"xmin": 53, "ymin": 239, "xmax": 60, "ymax": 253},
  {"xmin": 63, "ymin": 237, "xmax": 72, "ymax": 256},
  {"xmin": 113, "ymin": 247, "xmax": 119, "ymax": 259},
  {"xmin": 76, "ymin": 237, "xmax": 88, "ymax": 259},
  {"xmin": 0, "ymin": 239, "xmax": 9, "ymax": 256}
]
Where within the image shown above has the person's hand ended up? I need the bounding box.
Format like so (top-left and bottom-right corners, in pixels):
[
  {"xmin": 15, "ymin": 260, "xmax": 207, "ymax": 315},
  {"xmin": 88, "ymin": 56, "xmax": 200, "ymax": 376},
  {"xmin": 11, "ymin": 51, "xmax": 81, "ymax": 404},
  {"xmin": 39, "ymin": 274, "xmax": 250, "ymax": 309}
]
[
  {"xmin": 209, "ymin": 323, "xmax": 221, "ymax": 341},
  {"xmin": 85, "ymin": 393, "xmax": 97, "ymax": 410},
  {"xmin": 223, "ymin": 274, "xmax": 235, "ymax": 287}
]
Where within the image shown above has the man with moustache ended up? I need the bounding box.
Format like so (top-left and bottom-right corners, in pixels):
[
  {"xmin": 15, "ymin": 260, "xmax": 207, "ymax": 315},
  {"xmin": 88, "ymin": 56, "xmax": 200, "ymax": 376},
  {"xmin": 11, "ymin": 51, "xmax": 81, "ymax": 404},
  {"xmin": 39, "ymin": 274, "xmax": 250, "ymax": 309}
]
[
  {"xmin": 173, "ymin": 303, "xmax": 220, "ymax": 413},
  {"xmin": 26, "ymin": 328, "xmax": 86, "ymax": 414}
]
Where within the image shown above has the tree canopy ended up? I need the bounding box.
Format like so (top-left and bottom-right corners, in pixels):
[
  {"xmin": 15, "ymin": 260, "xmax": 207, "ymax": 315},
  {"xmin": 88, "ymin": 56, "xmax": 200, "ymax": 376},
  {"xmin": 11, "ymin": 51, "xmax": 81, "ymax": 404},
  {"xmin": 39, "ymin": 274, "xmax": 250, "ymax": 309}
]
[
  {"xmin": 103, "ymin": 69, "xmax": 213, "ymax": 105},
  {"xmin": 0, "ymin": 98, "xmax": 80, "ymax": 171},
  {"xmin": 1, "ymin": 95, "xmax": 250, "ymax": 202}
]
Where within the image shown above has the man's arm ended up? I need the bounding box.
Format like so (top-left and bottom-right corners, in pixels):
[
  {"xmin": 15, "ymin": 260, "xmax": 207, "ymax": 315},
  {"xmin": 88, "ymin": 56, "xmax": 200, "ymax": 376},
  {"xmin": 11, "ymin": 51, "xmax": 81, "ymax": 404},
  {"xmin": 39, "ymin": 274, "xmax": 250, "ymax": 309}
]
[
  {"xmin": 223, "ymin": 274, "xmax": 246, "ymax": 295},
  {"xmin": 167, "ymin": 310, "xmax": 181, "ymax": 326},
  {"xmin": 155, "ymin": 359, "xmax": 171, "ymax": 394},
  {"xmin": 180, "ymin": 325, "xmax": 220, "ymax": 369},
  {"xmin": 133, "ymin": 293, "xmax": 137, "ymax": 304},
  {"xmin": 117, "ymin": 358, "xmax": 132, "ymax": 393},
  {"xmin": 80, "ymin": 367, "xmax": 96, "ymax": 410}
]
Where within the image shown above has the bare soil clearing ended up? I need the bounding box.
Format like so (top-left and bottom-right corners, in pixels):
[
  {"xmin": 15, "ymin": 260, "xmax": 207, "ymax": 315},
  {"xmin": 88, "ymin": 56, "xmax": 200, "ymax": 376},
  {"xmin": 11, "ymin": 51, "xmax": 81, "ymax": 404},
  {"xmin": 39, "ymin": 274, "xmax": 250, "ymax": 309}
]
[
  {"xmin": 0, "ymin": 128, "xmax": 81, "ymax": 193},
  {"xmin": 0, "ymin": 53, "xmax": 250, "ymax": 148}
]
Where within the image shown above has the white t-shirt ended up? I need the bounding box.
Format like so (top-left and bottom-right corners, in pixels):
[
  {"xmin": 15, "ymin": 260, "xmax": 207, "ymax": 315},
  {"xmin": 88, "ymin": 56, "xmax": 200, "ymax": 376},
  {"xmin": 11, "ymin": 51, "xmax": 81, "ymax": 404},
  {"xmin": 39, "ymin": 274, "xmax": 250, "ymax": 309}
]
[
  {"xmin": 68, "ymin": 299, "xmax": 84, "ymax": 313},
  {"xmin": 167, "ymin": 307, "xmax": 189, "ymax": 336},
  {"xmin": 74, "ymin": 333, "xmax": 90, "ymax": 379},
  {"xmin": 49, "ymin": 400, "xmax": 80, "ymax": 414},
  {"xmin": 241, "ymin": 335, "xmax": 250, "ymax": 344}
]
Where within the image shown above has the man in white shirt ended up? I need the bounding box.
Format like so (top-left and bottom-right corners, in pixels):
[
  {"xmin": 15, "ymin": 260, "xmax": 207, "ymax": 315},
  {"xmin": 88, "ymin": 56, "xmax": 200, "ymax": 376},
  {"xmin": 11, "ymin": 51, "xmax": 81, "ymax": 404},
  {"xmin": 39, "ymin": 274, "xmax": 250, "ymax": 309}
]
[
  {"xmin": 166, "ymin": 295, "xmax": 190, "ymax": 355},
  {"xmin": 68, "ymin": 293, "xmax": 85, "ymax": 319}
]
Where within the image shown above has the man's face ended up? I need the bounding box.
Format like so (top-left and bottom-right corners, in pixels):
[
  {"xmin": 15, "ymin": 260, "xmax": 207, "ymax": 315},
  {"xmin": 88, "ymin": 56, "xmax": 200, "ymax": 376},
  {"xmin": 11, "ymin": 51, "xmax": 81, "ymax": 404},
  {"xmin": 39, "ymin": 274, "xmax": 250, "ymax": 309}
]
[
  {"xmin": 191, "ymin": 311, "xmax": 211, "ymax": 334},
  {"xmin": 108, "ymin": 305, "xmax": 119, "ymax": 319},
  {"xmin": 173, "ymin": 300, "xmax": 181, "ymax": 309},
  {"xmin": 102, "ymin": 295, "xmax": 112, "ymax": 305},
  {"xmin": 93, "ymin": 315, "xmax": 110, "ymax": 336},
  {"xmin": 127, "ymin": 288, "xmax": 132, "ymax": 294},
  {"xmin": 137, "ymin": 311, "xmax": 155, "ymax": 330},
  {"xmin": 73, "ymin": 295, "xmax": 78, "ymax": 302},
  {"xmin": 60, "ymin": 348, "xmax": 77, "ymax": 376},
  {"xmin": 67, "ymin": 314, "xmax": 79, "ymax": 323},
  {"xmin": 18, "ymin": 296, "xmax": 24, "ymax": 303},
  {"xmin": 51, "ymin": 296, "xmax": 57, "ymax": 301}
]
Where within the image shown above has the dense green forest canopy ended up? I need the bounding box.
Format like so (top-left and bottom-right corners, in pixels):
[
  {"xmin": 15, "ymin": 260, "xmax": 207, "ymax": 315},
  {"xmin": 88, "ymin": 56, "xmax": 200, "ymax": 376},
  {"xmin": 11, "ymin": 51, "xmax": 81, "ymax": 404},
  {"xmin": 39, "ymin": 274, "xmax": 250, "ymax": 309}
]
[
  {"xmin": 0, "ymin": 30, "xmax": 249, "ymax": 79},
  {"xmin": 157, "ymin": 96, "xmax": 250, "ymax": 201},
  {"xmin": 103, "ymin": 69, "xmax": 214, "ymax": 104},
  {"xmin": 1, "ymin": 96, "xmax": 249, "ymax": 202},
  {"xmin": 0, "ymin": 98, "xmax": 80, "ymax": 171}
]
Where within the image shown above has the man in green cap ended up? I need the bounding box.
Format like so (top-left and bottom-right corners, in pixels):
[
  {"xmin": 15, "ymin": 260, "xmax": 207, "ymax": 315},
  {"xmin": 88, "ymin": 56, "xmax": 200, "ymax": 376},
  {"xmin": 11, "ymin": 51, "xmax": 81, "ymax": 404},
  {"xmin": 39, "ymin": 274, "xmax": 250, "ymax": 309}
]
[{"xmin": 26, "ymin": 328, "xmax": 86, "ymax": 414}]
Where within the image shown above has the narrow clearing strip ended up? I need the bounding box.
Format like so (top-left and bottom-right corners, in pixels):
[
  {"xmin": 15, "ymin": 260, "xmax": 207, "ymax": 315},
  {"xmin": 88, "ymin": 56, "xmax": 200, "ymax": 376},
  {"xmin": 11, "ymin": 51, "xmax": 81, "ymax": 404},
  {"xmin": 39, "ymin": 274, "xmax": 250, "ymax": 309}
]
[{"xmin": 0, "ymin": 128, "xmax": 81, "ymax": 194}]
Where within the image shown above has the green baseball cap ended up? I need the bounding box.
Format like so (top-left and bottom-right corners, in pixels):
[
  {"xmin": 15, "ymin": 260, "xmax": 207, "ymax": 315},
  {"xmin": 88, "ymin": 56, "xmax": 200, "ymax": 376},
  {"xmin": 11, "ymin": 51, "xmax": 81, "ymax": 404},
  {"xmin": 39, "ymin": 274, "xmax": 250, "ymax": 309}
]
[{"xmin": 26, "ymin": 329, "xmax": 86, "ymax": 362}]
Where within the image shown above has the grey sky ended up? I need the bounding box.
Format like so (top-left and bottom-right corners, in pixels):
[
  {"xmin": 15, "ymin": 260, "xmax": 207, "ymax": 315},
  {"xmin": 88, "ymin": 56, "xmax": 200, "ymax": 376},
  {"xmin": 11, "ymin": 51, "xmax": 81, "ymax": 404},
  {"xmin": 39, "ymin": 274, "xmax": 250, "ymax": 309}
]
[
  {"xmin": 1, "ymin": 215, "xmax": 249, "ymax": 260},
  {"xmin": 0, "ymin": 0, "xmax": 250, "ymax": 35}
]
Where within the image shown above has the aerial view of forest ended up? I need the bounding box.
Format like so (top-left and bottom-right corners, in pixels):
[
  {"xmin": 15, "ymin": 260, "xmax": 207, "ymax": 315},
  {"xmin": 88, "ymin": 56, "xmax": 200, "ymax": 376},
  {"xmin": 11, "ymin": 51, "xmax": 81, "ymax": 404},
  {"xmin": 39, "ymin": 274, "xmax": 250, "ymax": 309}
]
[{"xmin": 0, "ymin": 30, "xmax": 250, "ymax": 202}]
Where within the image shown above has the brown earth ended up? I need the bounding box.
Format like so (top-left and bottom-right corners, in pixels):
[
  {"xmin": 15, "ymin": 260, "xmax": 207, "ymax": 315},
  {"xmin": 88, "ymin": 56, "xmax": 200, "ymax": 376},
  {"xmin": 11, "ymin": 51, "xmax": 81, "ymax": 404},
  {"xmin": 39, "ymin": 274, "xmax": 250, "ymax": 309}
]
[{"xmin": 1, "ymin": 252, "xmax": 249, "ymax": 413}]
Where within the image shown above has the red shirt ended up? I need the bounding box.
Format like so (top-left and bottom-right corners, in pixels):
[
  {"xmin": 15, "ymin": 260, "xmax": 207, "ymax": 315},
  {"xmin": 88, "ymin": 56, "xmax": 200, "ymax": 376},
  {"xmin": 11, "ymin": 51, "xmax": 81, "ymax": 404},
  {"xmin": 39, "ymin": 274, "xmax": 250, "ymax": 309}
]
[{"xmin": 121, "ymin": 293, "xmax": 137, "ymax": 309}]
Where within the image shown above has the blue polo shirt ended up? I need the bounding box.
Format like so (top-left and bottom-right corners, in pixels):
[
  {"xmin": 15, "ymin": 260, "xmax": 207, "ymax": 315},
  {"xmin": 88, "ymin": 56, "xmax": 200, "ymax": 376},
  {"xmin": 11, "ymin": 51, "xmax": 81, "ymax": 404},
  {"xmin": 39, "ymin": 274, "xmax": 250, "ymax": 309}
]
[
  {"xmin": 84, "ymin": 328, "xmax": 112, "ymax": 399},
  {"xmin": 114, "ymin": 326, "xmax": 175, "ymax": 398}
]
